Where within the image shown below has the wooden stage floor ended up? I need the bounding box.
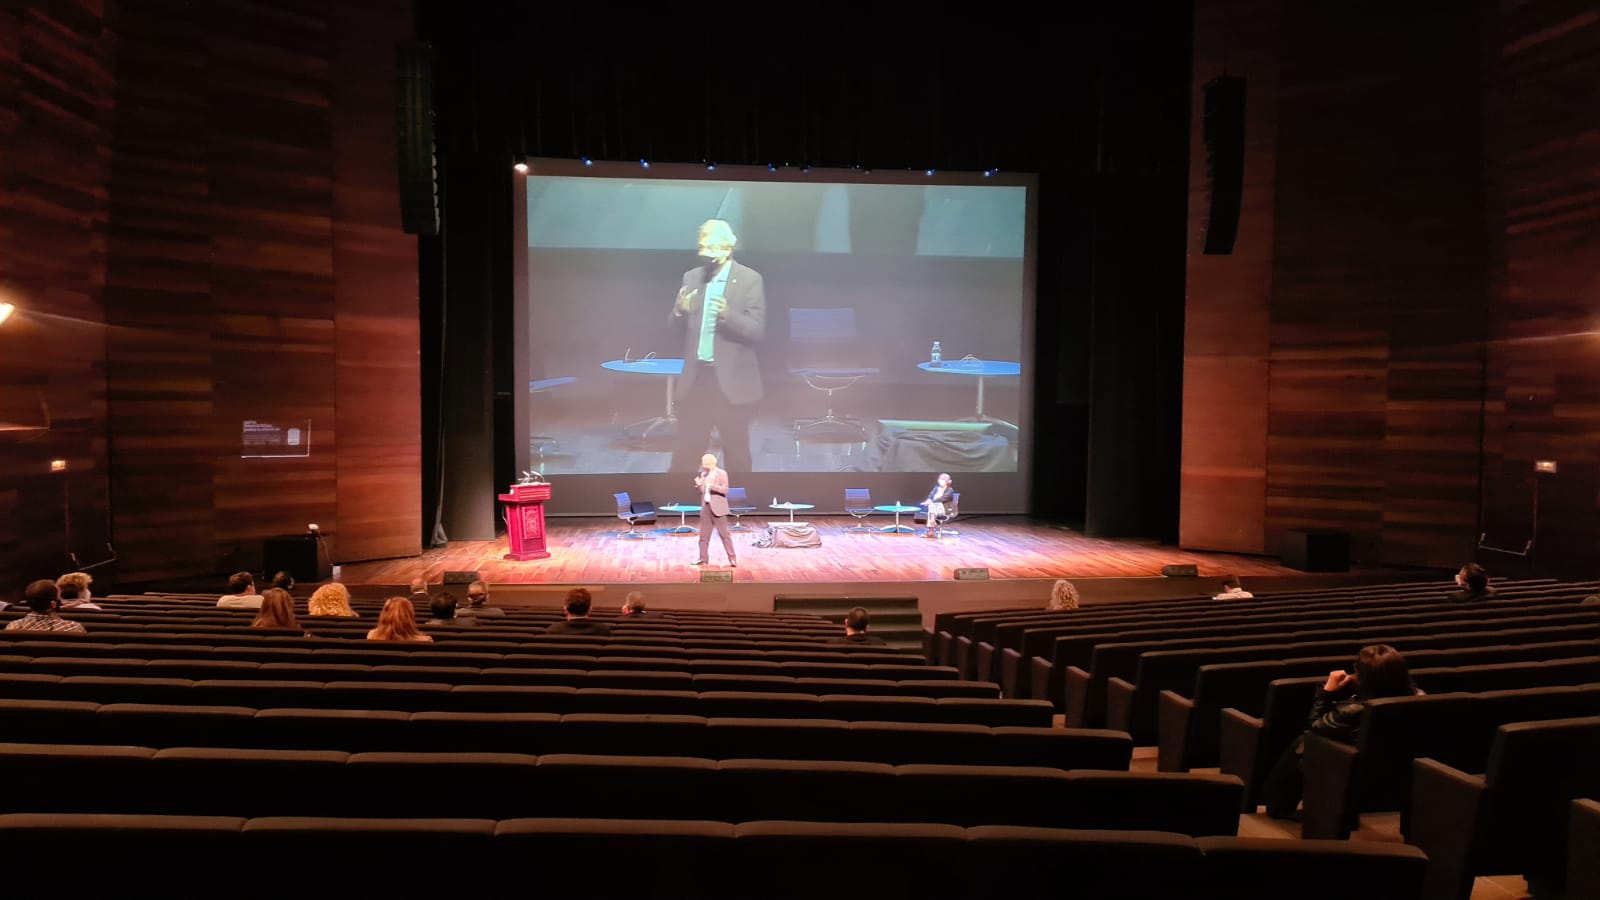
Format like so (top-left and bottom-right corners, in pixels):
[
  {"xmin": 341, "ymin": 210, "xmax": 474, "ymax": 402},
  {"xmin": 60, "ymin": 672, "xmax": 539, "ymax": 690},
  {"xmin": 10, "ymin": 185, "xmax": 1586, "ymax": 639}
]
[{"xmin": 342, "ymin": 515, "xmax": 1354, "ymax": 586}]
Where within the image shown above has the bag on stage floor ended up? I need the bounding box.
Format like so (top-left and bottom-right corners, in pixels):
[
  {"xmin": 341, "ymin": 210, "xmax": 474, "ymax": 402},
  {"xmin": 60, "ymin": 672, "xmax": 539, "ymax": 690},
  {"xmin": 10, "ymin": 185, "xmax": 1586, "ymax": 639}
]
[{"xmin": 754, "ymin": 522, "xmax": 822, "ymax": 549}]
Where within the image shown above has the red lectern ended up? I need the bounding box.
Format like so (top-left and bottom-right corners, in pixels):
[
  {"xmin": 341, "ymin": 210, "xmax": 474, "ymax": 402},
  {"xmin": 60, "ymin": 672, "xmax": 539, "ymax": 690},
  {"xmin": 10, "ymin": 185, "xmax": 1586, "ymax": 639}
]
[{"xmin": 499, "ymin": 482, "xmax": 552, "ymax": 561}]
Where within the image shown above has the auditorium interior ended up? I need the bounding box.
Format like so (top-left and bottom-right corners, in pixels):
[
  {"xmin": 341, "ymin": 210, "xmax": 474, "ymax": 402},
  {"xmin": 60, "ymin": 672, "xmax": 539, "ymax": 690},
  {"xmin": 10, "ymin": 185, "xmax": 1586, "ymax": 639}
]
[{"xmin": 1, "ymin": 2, "xmax": 1598, "ymax": 897}]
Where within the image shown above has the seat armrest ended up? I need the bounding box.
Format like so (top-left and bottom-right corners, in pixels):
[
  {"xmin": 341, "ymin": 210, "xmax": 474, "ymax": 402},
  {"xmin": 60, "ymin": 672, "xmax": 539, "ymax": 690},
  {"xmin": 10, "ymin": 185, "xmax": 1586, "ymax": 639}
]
[
  {"xmin": 1300, "ymin": 733, "xmax": 1361, "ymax": 840},
  {"xmin": 1029, "ymin": 656, "xmax": 1055, "ymax": 710},
  {"xmin": 1411, "ymin": 757, "xmax": 1488, "ymax": 900},
  {"xmin": 999, "ymin": 648, "xmax": 1023, "ymax": 699},
  {"xmin": 936, "ymin": 631, "xmax": 954, "ymax": 668},
  {"xmin": 920, "ymin": 627, "xmax": 936, "ymax": 664},
  {"xmin": 1156, "ymin": 690, "xmax": 1196, "ymax": 773},
  {"xmin": 1104, "ymin": 677, "xmax": 1137, "ymax": 734},
  {"xmin": 975, "ymin": 641, "xmax": 995, "ymax": 684},
  {"xmin": 1217, "ymin": 708, "xmax": 1266, "ymax": 812},
  {"xmin": 1063, "ymin": 666, "xmax": 1092, "ymax": 728},
  {"xmin": 1570, "ymin": 799, "xmax": 1600, "ymax": 900}
]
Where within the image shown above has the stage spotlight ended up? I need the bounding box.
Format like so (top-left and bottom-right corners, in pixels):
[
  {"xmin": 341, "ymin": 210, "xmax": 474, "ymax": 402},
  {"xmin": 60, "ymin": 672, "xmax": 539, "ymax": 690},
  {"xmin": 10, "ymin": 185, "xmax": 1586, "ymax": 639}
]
[
  {"xmin": 640, "ymin": 159, "xmax": 650, "ymax": 169},
  {"xmin": 706, "ymin": 163, "xmax": 716, "ymax": 171},
  {"xmin": 513, "ymin": 162, "xmax": 529, "ymax": 173},
  {"xmin": 983, "ymin": 168, "xmax": 998, "ymax": 177},
  {"xmin": 0, "ymin": 302, "xmax": 13, "ymax": 326},
  {"xmin": 767, "ymin": 163, "xmax": 776, "ymax": 172},
  {"xmin": 925, "ymin": 168, "xmax": 936, "ymax": 176},
  {"xmin": 581, "ymin": 157, "xmax": 592, "ymax": 166},
  {"xmin": 801, "ymin": 165, "xmax": 811, "ymax": 173}
]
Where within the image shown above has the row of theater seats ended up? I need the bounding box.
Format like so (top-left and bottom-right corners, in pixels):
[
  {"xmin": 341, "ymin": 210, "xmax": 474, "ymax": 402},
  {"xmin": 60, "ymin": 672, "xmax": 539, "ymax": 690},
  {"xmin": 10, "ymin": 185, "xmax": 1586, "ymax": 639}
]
[
  {"xmin": 0, "ymin": 698, "xmax": 1131, "ymax": 767},
  {"xmin": 934, "ymin": 578, "xmax": 1600, "ymax": 900},
  {"xmin": 0, "ymin": 742, "xmax": 1243, "ymax": 834},
  {"xmin": 0, "ymin": 814, "xmax": 1431, "ymax": 900},
  {"xmin": 0, "ymin": 673, "xmax": 1051, "ymax": 725}
]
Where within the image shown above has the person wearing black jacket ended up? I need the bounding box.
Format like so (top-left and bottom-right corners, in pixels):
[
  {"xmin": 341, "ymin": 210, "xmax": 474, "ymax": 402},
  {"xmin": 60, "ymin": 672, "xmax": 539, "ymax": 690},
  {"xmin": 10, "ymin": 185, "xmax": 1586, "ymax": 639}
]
[
  {"xmin": 920, "ymin": 473, "xmax": 954, "ymax": 538},
  {"xmin": 1263, "ymin": 644, "xmax": 1421, "ymax": 819}
]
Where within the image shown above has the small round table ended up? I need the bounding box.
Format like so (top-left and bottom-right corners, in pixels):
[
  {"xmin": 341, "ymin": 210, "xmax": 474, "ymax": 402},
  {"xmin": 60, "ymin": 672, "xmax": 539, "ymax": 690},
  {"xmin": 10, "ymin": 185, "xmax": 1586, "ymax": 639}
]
[
  {"xmin": 657, "ymin": 503, "xmax": 701, "ymax": 534},
  {"xmin": 601, "ymin": 357, "xmax": 685, "ymax": 440},
  {"xmin": 873, "ymin": 503, "xmax": 921, "ymax": 534},
  {"xmin": 916, "ymin": 359, "xmax": 1022, "ymax": 424},
  {"xmin": 769, "ymin": 501, "xmax": 814, "ymax": 525}
]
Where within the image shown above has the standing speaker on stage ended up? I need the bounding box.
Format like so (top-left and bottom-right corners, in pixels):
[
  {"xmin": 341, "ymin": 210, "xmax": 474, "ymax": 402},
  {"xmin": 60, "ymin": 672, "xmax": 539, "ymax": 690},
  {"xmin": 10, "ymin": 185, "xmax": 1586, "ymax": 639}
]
[
  {"xmin": 692, "ymin": 453, "xmax": 736, "ymax": 568},
  {"xmin": 669, "ymin": 218, "xmax": 766, "ymax": 474}
]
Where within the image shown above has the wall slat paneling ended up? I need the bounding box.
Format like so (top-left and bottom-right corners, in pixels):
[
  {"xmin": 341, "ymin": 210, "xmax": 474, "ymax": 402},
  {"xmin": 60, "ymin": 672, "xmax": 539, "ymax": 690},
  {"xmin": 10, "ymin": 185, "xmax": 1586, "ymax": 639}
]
[
  {"xmin": 1179, "ymin": 0, "xmax": 1279, "ymax": 553},
  {"xmin": 1479, "ymin": 1, "xmax": 1600, "ymax": 577},
  {"xmin": 330, "ymin": 0, "xmax": 422, "ymax": 562},
  {"xmin": 1183, "ymin": 0, "xmax": 1488, "ymax": 568},
  {"xmin": 0, "ymin": 0, "xmax": 116, "ymax": 599}
]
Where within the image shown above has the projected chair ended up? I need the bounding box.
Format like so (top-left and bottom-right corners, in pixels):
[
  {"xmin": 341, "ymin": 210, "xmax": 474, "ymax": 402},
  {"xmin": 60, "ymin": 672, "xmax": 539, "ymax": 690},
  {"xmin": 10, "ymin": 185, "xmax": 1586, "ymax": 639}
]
[
  {"xmin": 528, "ymin": 376, "xmax": 577, "ymax": 473},
  {"xmin": 844, "ymin": 488, "xmax": 875, "ymax": 532},
  {"xmin": 789, "ymin": 308, "xmax": 878, "ymax": 450},
  {"xmin": 726, "ymin": 487, "xmax": 758, "ymax": 532},
  {"xmin": 931, "ymin": 491, "xmax": 961, "ymax": 538},
  {"xmin": 613, "ymin": 491, "xmax": 656, "ymax": 539}
]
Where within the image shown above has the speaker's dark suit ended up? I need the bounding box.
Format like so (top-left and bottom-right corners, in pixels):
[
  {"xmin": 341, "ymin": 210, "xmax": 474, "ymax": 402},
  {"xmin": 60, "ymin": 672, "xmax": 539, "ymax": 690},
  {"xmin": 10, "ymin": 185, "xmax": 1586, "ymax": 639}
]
[{"xmin": 669, "ymin": 260, "xmax": 766, "ymax": 471}]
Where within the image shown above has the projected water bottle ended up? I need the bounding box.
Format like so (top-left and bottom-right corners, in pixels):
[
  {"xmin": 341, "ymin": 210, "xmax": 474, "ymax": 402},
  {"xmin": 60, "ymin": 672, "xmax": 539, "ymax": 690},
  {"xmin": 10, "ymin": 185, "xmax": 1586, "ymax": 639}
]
[{"xmin": 930, "ymin": 341, "xmax": 942, "ymax": 367}]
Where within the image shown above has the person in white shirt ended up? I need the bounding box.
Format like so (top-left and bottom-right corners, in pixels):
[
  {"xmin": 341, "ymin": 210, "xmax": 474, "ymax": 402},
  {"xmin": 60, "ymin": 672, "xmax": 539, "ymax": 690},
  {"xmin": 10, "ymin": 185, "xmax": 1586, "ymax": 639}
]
[
  {"xmin": 1213, "ymin": 574, "xmax": 1254, "ymax": 600},
  {"xmin": 216, "ymin": 571, "xmax": 262, "ymax": 610}
]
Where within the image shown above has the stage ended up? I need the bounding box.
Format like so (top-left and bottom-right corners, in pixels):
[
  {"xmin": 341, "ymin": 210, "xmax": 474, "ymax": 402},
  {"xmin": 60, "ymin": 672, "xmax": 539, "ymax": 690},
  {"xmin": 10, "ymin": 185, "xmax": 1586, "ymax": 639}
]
[{"xmin": 336, "ymin": 516, "xmax": 1435, "ymax": 622}]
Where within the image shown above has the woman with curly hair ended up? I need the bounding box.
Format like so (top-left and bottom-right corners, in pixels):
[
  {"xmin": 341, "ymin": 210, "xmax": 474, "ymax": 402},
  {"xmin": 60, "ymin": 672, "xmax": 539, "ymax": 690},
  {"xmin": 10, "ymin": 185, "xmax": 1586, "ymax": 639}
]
[
  {"xmin": 1046, "ymin": 579, "xmax": 1080, "ymax": 611},
  {"xmin": 306, "ymin": 582, "xmax": 357, "ymax": 617},
  {"xmin": 367, "ymin": 596, "xmax": 432, "ymax": 642}
]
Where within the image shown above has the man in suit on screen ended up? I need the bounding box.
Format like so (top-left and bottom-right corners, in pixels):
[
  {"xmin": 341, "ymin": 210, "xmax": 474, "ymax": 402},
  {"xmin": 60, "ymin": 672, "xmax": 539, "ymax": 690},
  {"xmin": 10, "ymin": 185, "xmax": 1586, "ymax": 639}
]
[
  {"xmin": 693, "ymin": 452, "xmax": 736, "ymax": 568},
  {"xmin": 669, "ymin": 218, "xmax": 766, "ymax": 474}
]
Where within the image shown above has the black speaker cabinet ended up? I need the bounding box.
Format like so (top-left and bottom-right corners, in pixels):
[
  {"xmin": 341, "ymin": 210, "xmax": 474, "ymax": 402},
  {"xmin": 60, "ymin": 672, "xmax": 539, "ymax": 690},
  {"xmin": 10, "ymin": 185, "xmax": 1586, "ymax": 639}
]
[
  {"xmin": 1281, "ymin": 530, "xmax": 1350, "ymax": 573},
  {"xmin": 264, "ymin": 535, "xmax": 331, "ymax": 583},
  {"xmin": 396, "ymin": 41, "xmax": 440, "ymax": 236}
]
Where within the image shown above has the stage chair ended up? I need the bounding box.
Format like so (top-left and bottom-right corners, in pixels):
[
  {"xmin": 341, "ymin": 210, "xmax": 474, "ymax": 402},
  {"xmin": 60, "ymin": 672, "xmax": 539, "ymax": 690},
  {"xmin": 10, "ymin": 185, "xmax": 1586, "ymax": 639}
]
[
  {"xmin": 932, "ymin": 492, "xmax": 961, "ymax": 537},
  {"xmin": 613, "ymin": 492, "xmax": 654, "ymax": 539},
  {"xmin": 528, "ymin": 376, "xmax": 577, "ymax": 472},
  {"xmin": 788, "ymin": 308, "xmax": 879, "ymax": 449},
  {"xmin": 844, "ymin": 488, "xmax": 874, "ymax": 532},
  {"xmin": 727, "ymin": 487, "xmax": 758, "ymax": 532}
]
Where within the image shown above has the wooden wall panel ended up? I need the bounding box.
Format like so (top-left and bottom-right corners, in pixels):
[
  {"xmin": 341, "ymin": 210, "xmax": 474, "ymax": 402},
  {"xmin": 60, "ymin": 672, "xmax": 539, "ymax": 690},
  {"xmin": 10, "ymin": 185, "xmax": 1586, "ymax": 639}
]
[
  {"xmin": 1182, "ymin": 1, "xmax": 1488, "ymax": 569},
  {"xmin": 0, "ymin": 0, "xmax": 116, "ymax": 600},
  {"xmin": 330, "ymin": 0, "xmax": 422, "ymax": 563},
  {"xmin": 95, "ymin": 0, "xmax": 417, "ymax": 584},
  {"xmin": 1479, "ymin": 2, "xmax": 1600, "ymax": 577},
  {"xmin": 1179, "ymin": 0, "xmax": 1278, "ymax": 553}
]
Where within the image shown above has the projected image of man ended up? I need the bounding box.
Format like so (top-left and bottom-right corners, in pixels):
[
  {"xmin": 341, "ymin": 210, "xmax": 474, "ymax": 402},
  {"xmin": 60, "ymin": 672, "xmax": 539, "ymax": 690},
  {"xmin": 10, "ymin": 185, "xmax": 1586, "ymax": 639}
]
[{"xmin": 669, "ymin": 219, "xmax": 766, "ymax": 473}]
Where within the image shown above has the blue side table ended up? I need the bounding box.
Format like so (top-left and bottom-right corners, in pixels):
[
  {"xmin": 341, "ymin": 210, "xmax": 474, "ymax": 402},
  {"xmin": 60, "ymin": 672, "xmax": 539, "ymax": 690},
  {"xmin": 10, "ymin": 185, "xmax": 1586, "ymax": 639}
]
[
  {"xmin": 873, "ymin": 503, "xmax": 921, "ymax": 534},
  {"xmin": 917, "ymin": 359, "xmax": 1022, "ymax": 425},
  {"xmin": 602, "ymin": 357, "xmax": 685, "ymax": 441},
  {"xmin": 657, "ymin": 503, "xmax": 701, "ymax": 535}
]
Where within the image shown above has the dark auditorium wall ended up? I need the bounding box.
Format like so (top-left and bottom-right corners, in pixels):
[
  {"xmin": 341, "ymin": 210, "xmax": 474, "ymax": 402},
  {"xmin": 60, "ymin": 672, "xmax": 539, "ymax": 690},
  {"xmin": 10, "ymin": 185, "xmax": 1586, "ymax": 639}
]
[
  {"xmin": 1183, "ymin": 1, "xmax": 1600, "ymax": 576},
  {"xmin": 1477, "ymin": 4, "xmax": 1600, "ymax": 578},
  {"xmin": 0, "ymin": 0, "xmax": 420, "ymax": 595},
  {"xmin": 0, "ymin": 0, "xmax": 118, "ymax": 599}
]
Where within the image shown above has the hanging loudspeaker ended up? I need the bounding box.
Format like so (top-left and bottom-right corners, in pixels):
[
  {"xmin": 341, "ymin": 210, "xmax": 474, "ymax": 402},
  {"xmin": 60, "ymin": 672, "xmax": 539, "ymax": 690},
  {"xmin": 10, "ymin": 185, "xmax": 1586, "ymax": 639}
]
[
  {"xmin": 1202, "ymin": 75, "xmax": 1246, "ymax": 255},
  {"xmin": 396, "ymin": 41, "xmax": 440, "ymax": 236}
]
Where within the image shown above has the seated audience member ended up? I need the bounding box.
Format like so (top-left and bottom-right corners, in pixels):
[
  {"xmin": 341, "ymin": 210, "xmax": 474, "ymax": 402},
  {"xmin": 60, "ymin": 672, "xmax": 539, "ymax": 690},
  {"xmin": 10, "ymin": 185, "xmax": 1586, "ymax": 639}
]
[
  {"xmin": 269, "ymin": 570, "xmax": 296, "ymax": 593},
  {"xmin": 1262, "ymin": 644, "xmax": 1421, "ymax": 819},
  {"xmin": 620, "ymin": 591, "xmax": 658, "ymax": 618},
  {"xmin": 55, "ymin": 572, "xmax": 103, "ymax": 611},
  {"xmin": 307, "ymin": 582, "xmax": 358, "ymax": 617},
  {"xmin": 423, "ymin": 592, "xmax": 477, "ymax": 628},
  {"xmin": 367, "ymin": 596, "xmax": 433, "ymax": 642},
  {"xmin": 1445, "ymin": 563, "xmax": 1497, "ymax": 602},
  {"xmin": 459, "ymin": 580, "xmax": 505, "ymax": 618},
  {"xmin": 1214, "ymin": 575, "xmax": 1253, "ymax": 600},
  {"xmin": 830, "ymin": 606, "xmax": 886, "ymax": 645},
  {"xmin": 251, "ymin": 588, "xmax": 309, "ymax": 636},
  {"xmin": 5, "ymin": 580, "xmax": 87, "ymax": 633},
  {"xmin": 545, "ymin": 588, "xmax": 612, "ymax": 636},
  {"xmin": 1046, "ymin": 579, "xmax": 1080, "ymax": 611},
  {"xmin": 217, "ymin": 571, "xmax": 262, "ymax": 610}
]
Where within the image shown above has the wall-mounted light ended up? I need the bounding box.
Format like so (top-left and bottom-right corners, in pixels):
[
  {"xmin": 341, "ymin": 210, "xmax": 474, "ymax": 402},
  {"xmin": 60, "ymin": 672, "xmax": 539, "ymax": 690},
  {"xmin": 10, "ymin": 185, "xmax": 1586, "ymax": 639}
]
[
  {"xmin": 50, "ymin": 458, "xmax": 68, "ymax": 473},
  {"xmin": 513, "ymin": 162, "xmax": 529, "ymax": 173},
  {"xmin": 1534, "ymin": 460, "xmax": 1558, "ymax": 474},
  {"xmin": 0, "ymin": 301, "xmax": 15, "ymax": 326}
]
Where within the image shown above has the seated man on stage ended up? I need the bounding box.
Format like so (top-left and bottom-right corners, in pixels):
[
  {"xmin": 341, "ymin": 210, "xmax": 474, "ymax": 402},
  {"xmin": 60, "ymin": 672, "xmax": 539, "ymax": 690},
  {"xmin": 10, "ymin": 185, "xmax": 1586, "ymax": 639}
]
[{"xmin": 920, "ymin": 473, "xmax": 954, "ymax": 538}]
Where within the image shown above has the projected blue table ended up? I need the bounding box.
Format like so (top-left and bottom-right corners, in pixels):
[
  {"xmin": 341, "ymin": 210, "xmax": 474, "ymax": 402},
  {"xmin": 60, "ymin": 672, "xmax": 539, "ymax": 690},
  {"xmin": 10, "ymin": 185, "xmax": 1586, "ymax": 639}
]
[
  {"xmin": 601, "ymin": 357, "xmax": 684, "ymax": 441},
  {"xmin": 657, "ymin": 503, "xmax": 701, "ymax": 535},
  {"xmin": 873, "ymin": 503, "xmax": 921, "ymax": 534},
  {"xmin": 916, "ymin": 359, "xmax": 1021, "ymax": 425}
]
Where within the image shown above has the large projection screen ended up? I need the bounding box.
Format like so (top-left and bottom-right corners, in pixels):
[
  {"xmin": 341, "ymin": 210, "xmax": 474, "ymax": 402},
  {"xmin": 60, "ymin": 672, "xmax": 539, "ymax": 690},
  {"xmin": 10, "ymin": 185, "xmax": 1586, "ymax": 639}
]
[{"xmin": 513, "ymin": 159, "xmax": 1036, "ymax": 516}]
